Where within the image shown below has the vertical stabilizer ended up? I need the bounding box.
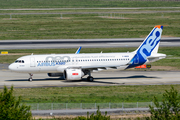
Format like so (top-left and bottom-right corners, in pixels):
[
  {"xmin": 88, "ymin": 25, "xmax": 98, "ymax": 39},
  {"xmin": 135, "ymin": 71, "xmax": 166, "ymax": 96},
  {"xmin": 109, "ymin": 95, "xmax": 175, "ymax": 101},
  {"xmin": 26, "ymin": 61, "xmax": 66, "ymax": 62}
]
[
  {"xmin": 127, "ymin": 25, "xmax": 163, "ymax": 68},
  {"xmin": 135, "ymin": 25, "xmax": 163, "ymax": 54}
]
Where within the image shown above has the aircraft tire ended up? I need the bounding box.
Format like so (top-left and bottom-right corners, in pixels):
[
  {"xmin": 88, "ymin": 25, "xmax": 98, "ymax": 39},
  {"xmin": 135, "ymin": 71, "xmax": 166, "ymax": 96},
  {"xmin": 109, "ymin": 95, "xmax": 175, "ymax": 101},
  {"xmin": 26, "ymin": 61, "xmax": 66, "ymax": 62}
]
[
  {"xmin": 87, "ymin": 76, "xmax": 94, "ymax": 82},
  {"xmin": 28, "ymin": 78, "xmax": 32, "ymax": 82}
]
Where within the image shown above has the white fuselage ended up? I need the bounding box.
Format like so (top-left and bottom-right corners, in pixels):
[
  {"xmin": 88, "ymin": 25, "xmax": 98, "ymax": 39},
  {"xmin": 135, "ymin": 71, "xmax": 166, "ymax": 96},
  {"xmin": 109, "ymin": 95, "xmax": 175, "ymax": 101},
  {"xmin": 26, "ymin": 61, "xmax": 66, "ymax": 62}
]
[{"xmin": 9, "ymin": 52, "xmax": 135, "ymax": 73}]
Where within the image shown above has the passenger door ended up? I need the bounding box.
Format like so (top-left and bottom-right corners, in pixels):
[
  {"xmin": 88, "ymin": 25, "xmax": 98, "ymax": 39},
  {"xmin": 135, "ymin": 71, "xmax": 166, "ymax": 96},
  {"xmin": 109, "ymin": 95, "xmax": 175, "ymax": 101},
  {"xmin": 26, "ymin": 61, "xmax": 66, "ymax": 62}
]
[{"xmin": 30, "ymin": 57, "xmax": 36, "ymax": 67}]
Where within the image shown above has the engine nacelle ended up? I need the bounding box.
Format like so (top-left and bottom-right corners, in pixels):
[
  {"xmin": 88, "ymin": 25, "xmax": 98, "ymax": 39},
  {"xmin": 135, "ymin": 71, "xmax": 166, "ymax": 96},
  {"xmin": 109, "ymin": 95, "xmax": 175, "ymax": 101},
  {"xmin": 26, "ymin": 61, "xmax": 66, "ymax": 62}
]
[
  {"xmin": 47, "ymin": 73, "xmax": 63, "ymax": 77},
  {"xmin": 64, "ymin": 68, "xmax": 84, "ymax": 80}
]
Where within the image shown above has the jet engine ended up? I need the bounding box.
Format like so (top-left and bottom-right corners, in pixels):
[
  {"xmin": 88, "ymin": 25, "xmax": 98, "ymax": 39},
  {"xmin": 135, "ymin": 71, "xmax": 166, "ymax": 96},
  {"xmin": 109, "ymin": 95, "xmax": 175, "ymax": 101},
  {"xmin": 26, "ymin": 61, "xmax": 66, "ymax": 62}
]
[
  {"xmin": 47, "ymin": 73, "xmax": 63, "ymax": 77},
  {"xmin": 64, "ymin": 68, "xmax": 84, "ymax": 80}
]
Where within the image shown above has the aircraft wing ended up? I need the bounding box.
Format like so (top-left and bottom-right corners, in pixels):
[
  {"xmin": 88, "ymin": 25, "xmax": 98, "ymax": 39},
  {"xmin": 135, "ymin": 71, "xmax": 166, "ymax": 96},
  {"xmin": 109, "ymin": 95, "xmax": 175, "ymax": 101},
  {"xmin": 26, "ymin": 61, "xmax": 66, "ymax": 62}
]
[{"xmin": 81, "ymin": 65, "xmax": 128, "ymax": 72}]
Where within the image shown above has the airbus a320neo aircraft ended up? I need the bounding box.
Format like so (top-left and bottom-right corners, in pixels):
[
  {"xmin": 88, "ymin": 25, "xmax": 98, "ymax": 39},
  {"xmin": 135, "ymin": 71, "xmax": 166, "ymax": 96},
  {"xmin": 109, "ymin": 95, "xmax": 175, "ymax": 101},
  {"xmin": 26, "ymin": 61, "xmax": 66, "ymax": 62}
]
[{"xmin": 9, "ymin": 25, "xmax": 166, "ymax": 82}]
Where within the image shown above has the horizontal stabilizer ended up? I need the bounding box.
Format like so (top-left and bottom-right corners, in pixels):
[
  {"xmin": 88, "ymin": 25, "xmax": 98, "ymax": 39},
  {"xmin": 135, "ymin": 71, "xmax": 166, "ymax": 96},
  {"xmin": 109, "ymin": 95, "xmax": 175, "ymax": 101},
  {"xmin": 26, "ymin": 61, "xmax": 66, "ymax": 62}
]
[{"xmin": 146, "ymin": 53, "xmax": 166, "ymax": 63}]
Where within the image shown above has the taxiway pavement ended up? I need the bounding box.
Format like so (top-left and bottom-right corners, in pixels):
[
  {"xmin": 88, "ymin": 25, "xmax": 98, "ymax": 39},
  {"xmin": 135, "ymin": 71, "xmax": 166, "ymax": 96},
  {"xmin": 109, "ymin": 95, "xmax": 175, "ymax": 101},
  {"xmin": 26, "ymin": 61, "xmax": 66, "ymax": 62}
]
[
  {"xmin": 0, "ymin": 37, "xmax": 180, "ymax": 49},
  {"xmin": 1, "ymin": 65, "xmax": 180, "ymax": 88}
]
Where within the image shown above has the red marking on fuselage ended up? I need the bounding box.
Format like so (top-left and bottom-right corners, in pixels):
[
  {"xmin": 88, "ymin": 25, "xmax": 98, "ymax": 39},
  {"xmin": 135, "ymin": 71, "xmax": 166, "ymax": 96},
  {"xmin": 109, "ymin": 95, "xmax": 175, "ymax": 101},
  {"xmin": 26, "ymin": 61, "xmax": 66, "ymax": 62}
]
[{"xmin": 72, "ymin": 73, "xmax": 78, "ymax": 75}]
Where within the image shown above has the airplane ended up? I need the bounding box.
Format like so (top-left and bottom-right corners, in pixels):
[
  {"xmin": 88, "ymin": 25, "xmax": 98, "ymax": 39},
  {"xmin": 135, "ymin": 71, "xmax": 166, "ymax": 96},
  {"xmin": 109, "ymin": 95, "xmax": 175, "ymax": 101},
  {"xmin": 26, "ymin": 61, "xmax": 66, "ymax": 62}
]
[{"xmin": 9, "ymin": 25, "xmax": 166, "ymax": 82}]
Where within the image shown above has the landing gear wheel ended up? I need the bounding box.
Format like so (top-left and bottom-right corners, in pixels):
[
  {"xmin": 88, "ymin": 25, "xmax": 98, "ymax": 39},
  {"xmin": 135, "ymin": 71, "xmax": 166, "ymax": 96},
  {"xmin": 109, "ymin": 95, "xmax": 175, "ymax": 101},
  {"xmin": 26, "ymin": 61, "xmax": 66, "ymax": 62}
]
[
  {"xmin": 87, "ymin": 76, "xmax": 94, "ymax": 82},
  {"xmin": 28, "ymin": 78, "xmax": 32, "ymax": 82},
  {"xmin": 28, "ymin": 73, "xmax": 33, "ymax": 82}
]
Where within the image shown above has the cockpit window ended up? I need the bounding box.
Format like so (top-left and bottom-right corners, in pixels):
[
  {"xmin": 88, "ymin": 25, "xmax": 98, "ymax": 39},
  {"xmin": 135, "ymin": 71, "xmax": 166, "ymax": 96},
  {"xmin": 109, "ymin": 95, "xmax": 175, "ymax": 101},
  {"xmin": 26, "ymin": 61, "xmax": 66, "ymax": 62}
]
[{"xmin": 15, "ymin": 60, "xmax": 24, "ymax": 63}]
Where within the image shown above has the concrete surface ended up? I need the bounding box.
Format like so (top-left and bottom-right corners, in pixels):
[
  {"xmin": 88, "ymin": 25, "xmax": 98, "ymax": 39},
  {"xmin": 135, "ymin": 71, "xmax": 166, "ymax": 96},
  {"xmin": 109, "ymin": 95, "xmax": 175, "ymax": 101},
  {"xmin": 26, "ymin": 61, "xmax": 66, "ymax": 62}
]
[
  {"xmin": 0, "ymin": 38, "xmax": 180, "ymax": 49},
  {"xmin": 1, "ymin": 68, "xmax": 180, "ymax": 88}
]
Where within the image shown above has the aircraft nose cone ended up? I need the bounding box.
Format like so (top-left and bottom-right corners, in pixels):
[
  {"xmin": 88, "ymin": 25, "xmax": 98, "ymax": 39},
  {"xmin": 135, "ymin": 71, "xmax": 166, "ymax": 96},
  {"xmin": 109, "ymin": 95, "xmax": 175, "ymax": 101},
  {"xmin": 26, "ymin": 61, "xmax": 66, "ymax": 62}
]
[
  {"xmin": 8, "ymin": 64, "xmax": 16, "ymax": 71},
  {"xmin": 8, "ymin": 64, "xmax": 13, "ymax": 70}
]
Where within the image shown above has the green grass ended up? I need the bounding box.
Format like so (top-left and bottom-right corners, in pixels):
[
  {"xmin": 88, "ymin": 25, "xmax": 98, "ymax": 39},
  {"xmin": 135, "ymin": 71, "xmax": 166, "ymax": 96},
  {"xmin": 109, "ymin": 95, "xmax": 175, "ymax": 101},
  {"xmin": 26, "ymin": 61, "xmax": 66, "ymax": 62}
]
[
  {"xmin": 0, "ymin": 12, "xmax": 180, "ymax": 40},
  {"xmin": 0, "ymin": 0, "xmax": 179, "ymax": 8},
  {"xmin": 0, "ymin": 85, "xmax": 179, "ymax": 103},
  {"xmin": 1, "ymin": 8, "xmax": 180, "ymax": 14},
  {"xmin": 151, "ymin": 47, "xmax": 180, "ymax": 69}
]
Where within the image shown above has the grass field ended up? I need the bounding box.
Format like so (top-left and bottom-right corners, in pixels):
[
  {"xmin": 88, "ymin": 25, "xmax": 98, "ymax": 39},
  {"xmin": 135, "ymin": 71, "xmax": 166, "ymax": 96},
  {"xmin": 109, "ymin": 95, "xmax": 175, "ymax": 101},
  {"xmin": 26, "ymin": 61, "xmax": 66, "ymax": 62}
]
[
  {"xmin": 0, "ymin": 85, "xmax": 178, "ymax": 103},
  {"xmin": 0, "ymin": 12, "xmax": 180, "ymax": 40},
  {"xmin": 1, "ymin": 7, "xmax": 180, "ymax": 13},
  {"xmin": 0, "ymin": 0, "xmax": 179, "ymax": 8}
]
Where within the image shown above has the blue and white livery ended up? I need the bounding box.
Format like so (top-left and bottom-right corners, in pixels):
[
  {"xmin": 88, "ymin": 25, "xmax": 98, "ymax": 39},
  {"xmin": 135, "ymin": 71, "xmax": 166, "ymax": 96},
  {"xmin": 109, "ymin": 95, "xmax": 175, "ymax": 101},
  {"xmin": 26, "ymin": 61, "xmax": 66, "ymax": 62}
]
[
  {"xmin": 127, "ymin": 25, "xmax": 164, "ymax": 68},
  {"xmin": 9, "ymin": 25, "xmax": 166, "ymax": 82}
]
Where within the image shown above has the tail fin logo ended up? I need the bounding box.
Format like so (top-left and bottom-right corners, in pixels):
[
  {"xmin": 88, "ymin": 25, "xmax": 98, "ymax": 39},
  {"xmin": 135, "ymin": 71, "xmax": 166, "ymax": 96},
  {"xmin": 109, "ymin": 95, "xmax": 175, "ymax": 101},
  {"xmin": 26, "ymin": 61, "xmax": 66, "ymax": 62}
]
[
  {"xmin": 137, "ymin": 26, "xmax": 163, "ymax": 61},
  {"xmin": 126, "ymin": 25, "xmax": 163, "ymax": 69}
]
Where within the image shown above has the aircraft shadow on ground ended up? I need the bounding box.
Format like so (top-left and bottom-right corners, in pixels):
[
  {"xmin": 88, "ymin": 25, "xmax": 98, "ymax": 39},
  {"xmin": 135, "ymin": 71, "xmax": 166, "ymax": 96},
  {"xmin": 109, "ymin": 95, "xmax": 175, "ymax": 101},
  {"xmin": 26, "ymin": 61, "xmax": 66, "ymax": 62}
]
[
  {"xmin": 94, "ymin": 75, "xmax": 159, "ymax": 80},
  {"xmin": 62, "ymin": 75, "xmax": 159, "ymax": 84},
  {"xmin": 6, "ymin": 77, "xmax": 64, "ymax": 82},
  {"xmin": 6, "ymin": 75, "xmax": 159, "ymax": 85},
  {"xmin": 62, "ymin": 78, "xmax": 118, "ymax": 84}
]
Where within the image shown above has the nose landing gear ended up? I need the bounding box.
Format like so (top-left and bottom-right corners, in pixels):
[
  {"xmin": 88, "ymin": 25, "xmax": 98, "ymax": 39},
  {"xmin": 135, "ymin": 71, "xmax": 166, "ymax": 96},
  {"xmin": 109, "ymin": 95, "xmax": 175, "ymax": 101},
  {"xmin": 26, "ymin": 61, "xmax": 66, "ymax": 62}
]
[{"xmin": 28, "ymin": 73, "xmax": 33, "ymax": 82}]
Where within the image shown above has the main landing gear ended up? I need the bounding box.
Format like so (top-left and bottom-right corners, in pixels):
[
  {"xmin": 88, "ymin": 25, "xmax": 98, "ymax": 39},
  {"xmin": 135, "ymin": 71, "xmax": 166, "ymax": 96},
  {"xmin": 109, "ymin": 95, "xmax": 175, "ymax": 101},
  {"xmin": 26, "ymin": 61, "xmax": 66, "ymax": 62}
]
[
  {"xmin": 87, "ymin": 71, "xmax": 94, "ymax": 82},
  {"xmin": 87, "ymin": 76, "xmax": 94, "ymax": 82},
  {"xmin": 28, "ymin": 73, "xmax": 33, "ymax": 82}
]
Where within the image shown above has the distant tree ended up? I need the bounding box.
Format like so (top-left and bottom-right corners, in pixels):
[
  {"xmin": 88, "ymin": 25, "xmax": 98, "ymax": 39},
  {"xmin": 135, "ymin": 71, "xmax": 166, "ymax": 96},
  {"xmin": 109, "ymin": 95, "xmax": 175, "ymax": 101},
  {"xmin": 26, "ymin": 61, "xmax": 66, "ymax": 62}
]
[
  {"xmin": 146, "ymin": 86, "xmax": 180, "ymax": 120},
  {"xmin": 0, "ymin": 85, "xmax": 32, "ymax": 120}
]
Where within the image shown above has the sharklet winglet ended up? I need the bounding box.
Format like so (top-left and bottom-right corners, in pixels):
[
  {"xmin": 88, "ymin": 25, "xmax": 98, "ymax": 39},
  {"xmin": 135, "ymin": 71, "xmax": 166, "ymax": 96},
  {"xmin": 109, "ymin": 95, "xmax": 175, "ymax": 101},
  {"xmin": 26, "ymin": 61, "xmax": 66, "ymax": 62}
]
[{"xmin": 75, "ymin": 46, "xmax": 82, "ymax": 54}]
